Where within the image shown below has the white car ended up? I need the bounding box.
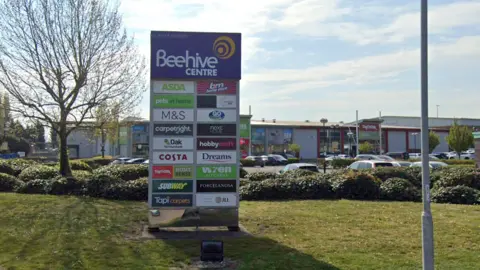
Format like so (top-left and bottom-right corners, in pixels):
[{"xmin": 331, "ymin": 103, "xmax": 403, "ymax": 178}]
[
  {"xmin": 348, "ymin": 160, "xmax": 401, "ymax": 170},
  {"xmin": 410, "ymin": 161, "xmax": 448, "ymax": 169}
]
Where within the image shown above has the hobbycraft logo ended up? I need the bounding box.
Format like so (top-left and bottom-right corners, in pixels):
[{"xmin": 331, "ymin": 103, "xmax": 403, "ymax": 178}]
[
  {"xmin": 155, "ymin": 36, "xmax": 236, "ymax": 77},
  {"xmin": 361, "ymin": 124, "xmax": 378, "ymax": 131}
]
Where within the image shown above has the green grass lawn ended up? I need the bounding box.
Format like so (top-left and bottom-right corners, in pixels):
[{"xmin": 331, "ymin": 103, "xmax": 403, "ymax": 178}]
[{"xmin": 0, "ymin": 194, "xmax": 479, "ymax": 270}]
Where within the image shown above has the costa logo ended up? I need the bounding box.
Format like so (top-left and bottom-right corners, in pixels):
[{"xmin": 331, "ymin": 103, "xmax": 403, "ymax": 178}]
[
  {"xmin": 152, "ymin": 165, "xmax": 173, "ymax": 179},
  {"xmin": 153, "ymin": 151, "xmax": 194, "ymax": 164},
  {"xmin": 197, "ymin": 138, "xmax": 236, "ymax": 150},
  {"xmin": 196, "ymin": 81, "xmax": 237, "ymax": 94}
]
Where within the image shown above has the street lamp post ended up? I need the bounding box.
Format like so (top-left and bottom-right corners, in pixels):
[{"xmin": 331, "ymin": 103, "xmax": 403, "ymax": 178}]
[{"xmin": 320, "ymin": 118, "xmax": 328, "ymax": 154}]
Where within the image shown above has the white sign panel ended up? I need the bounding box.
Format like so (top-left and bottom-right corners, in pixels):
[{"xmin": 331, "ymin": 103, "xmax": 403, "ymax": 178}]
[
  {"xmin": 153, "ymin": 137, "xmax": 194, "ymax": 150},
  {"xmin": 216, "ymin": 96, "xmax": 236, "ymax": 108},
  {"xmin": 197, "ymin": 109, "xmax": 237, "ymax": 122},
  {"xmin": 197, "ymin": 151, "xmax": 237, "ymax": 164},
  {"xmin": 153, "ymin": 109, "xmax": 194, "ymax": 122},
  {"xmin": 152, "ymin": 151, "xmax": 194, "ymax": 164},
  {"xmin": 196, "ymin": 193, "xmax": 237, "ymax": 207},
  {"xmin": 152, "ymin": 81, "xmax": 195, "ymax": 94}
]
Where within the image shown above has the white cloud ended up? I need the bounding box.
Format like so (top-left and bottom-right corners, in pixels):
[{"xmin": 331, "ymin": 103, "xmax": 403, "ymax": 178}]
[{"xmin": 274, "ymin": 1, "xmax": 480, "ymax": 45}]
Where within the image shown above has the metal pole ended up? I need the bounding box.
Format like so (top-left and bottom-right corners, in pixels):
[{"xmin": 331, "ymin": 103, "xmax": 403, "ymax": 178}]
[
  {"xmin": 379, "ymin": 111, "xmax": 382, "ymax": 154},
  {"xmin": 248, "ymin": 105, "xmax": 252, "ymax": 156},
  {"xmin": 436, "ymin": 105, "xmax": 439, "ymax": 118},
  {"xmin": 421, "ymin": 0, "xmax": 434, "ymax": 269},
  {"xmin": 356, "ymin": 110, "xmax": 359, "ymax": 156}
]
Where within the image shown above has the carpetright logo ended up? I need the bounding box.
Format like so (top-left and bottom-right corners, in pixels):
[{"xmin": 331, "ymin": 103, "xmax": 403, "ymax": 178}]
[
  {"xmin": 154, "ymin": 124, "xmax": 193, "ymax": 136},
  {"xmin": 197, "ymin": 151, "xmax": 236, "ymax": 164}
]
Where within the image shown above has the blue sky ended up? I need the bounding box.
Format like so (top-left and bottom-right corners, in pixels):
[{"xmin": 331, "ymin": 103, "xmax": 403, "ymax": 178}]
[{"xmin": 119, "ymin": 0, "xmax": 480, "ymax": 123}]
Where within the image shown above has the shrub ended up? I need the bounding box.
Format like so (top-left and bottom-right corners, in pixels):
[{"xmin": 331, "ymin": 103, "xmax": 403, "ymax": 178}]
[
  {"xmin": 240, "ymin": 167, "xmax": 248, "ymax": 178},
  {"xmin": 103, "ymin": 178, "xmax": 148, "ymax": 201},
  {"xmin": 0, "ymin": 173, "xmax": 23, "ymax": 192},
  {"xmin": 432, "ymin": 167, "xmax": 480, "ymax": 189},
  {"xmin": 278, "ymin": 169, "xmax": 318, "ymax": 181},
  {"xmin": 18, "ymin": 165, "xmax": 59, "ymax": 182},
  {"xmin": 69, "ymin": 160, "xmax": 93, "ymax": 172},
  {"xmin": 16, "ymin": 179, "xmax": 52, "ymax": 194},
  {"xmin": 50, "ymin": 176, "xmax": 86, "ymax": 196},
  {"xmin": 0, "ymin": 160, "xmax": 15, "ymax": 176},
  {"xmin": 287, "ymin": 158, "xmax": 300, "ymax": 164},
  {"xmin": 86, "ymin": 172, "xmax": 123, "ymax": 197},
  {"xmin": 431, "ymin": 185, "xmax": 480, "ymax": 205},
  {"xmin": 240, "ymin": 179, "xmax": 250, "ymax": 187},
  {"xmin": 330, "ymin": 171, "xmax": 382, "ymax": 200},
  {"xmin": 331, "ymin": 159, "xmax": 356, "ymax": 169},
  {"xmin": 79, "ymin": 157, "xmax": 113, "ymax": 169},
  {"xmin": 93, "ymin": 164, "xmax": 148, "ymax": 181},
  {"xmin": 5, "ymin": 159, "xmax": 38, "ymax": 176},
  {"xmin": 240, "ymin": 159, "xmax": 256, "ymax": 167},
  {"xmin": 370, "ymin": 167, "xmax": 422, "ymax": 187},
  {"xmin": 380, "ymin": 178, "xmax": 421, "ymax": 202},
  {"xmin": 72, "ymin": 170, "xmax": 93, "ymax": 182},
  {"xmin": 248, "ymin": 172, "xmax": 277, "ymax": 182},
  {"xmin": 240, "ymin": 175, "xmax": 334, "ymax": 201}
]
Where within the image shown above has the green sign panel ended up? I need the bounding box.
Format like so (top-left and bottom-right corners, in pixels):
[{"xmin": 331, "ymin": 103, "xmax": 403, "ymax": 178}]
[
  {"xmin": 196, "ymin": 165, "xmax": 237, "ymax": 179},
  {"xmin": 473, "ymin": 131, "xmax": 480, "ymax": 140},
  {"xmin": 152, "ymin": 180, "xmax": 193, "ymax": 193},
  {"xmin": 240, "ymin": 118, "xmax": 250, "ymax": 138},
  {"xmin": 174, "ymin": 166, "xmax": 193, "ymax": 179},
  {"xmin": 119, "ymin": 127, "xmax": 128, "ymax": 145},
  {"xmin": 359, "ymin": 131, "xmax": 379, "ymax": 140},
  {"xmin": 152, "ymin": 94, "xmax": 194, "ymax": 108}
]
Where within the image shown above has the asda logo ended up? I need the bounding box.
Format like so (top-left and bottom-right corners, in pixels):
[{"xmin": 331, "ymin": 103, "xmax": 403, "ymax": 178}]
[
  {"xmin": 152, "ymin": 180, "xmax": 193, "ymax": 193},
  {"xmin": 196, "ymin": 165, "xmax": 237, "ymax": 179},
  {"xmin": 152, "ymin": 81, "xmax": 195, "ymax": 94}
]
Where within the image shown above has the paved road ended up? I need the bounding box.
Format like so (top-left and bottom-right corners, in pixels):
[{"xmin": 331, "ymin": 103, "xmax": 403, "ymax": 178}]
[{"xmin": 243, "ymin": 166, "xmax": 333, "ymax": 174}]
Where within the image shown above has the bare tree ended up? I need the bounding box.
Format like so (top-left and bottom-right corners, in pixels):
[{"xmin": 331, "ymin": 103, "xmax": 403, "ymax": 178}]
[
  {"xmin": 93, "ymin": 101, "xmax": 120, "ymax": 158},
  {"xmin": 0, "ymin": 0, "xmax": 146, "ymax": 175}
]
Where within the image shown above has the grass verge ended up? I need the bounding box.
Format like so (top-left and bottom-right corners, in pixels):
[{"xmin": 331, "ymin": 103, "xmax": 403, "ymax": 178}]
[{"xmin": 0, "ymin": 193, "xmax": 479, "ymax": 269}]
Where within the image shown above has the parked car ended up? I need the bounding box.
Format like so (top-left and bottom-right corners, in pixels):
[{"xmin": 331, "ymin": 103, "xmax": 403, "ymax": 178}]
[
  {"xmin": 348, "ymin": 160, "xmax": 400, "ymax": 170},
  {"xmin": 354, "ymin": 154, "xmax": 383, "ymax": 161},
  {"xmin": 125, "ymin": 158, "xmax": 147, "ymax": 164},
  {"xmin": 143, "ymin": 159, "xmax": 149, "ymax": 164},
  {"xmin": 376, "ymin": 155, "xmax": 396, "ymax": 161},
  {"xmin": 245, "ymin": 156, "xmax": 265, "ymax": 167},
  {"xmin": 431, "ymin": 152, "xmax": 448, "ymax": 159},
  {"xmin": 279, "ymin": 163, "xmax": 319, "ymax": 174},
  {"xmin": 410, "ymin": 161, "xmax": 448, "ymax": 169},
  {"xmin": 110, "ymin": 157, "xmax": 132, "ymax": 165},
  {"xmin": 409, "ymin": 153, "xmax": 421, "ymax": 159},
  {"xmin": 267, "ymin": 154, "xmax": 289, "ymax": 165},
  {"xmin": 397, "ymin": 161, "xmax": 412, "ymax": 167},
  {"xmin": 386, "ymin": 152, "xmax": 410, "ymax": 160}
]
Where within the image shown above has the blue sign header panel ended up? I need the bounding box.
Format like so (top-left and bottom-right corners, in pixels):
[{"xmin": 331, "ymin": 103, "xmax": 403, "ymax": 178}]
[{"xmin": 151, "ymin": 31, "xmax": 241, "ymax": 80}]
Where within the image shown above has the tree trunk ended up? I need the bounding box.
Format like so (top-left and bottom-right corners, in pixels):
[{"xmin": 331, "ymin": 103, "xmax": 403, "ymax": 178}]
[
  {"xmin": 59, "ymin": 124, "xmax": 72, "ymax": 176},
  {"xmin": 101, "ymin": 129, "xmax": 105, "ymax": 158}
]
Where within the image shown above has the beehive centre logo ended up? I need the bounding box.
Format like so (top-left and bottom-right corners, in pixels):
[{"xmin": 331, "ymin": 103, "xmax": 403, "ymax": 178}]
[{"xmin": 155, "ymin": 35, "xmax": 236, "ymax": 77}]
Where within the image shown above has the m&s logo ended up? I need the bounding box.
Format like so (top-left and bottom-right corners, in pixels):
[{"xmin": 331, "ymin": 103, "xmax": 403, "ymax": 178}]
[{"xmin": 213, "ymin": 36, "xmax": 236, "ymax": 60}]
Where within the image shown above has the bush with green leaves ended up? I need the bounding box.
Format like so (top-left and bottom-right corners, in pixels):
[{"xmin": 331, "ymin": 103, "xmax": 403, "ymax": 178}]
[
  {"xmin": 278, "ymin": 169, "xmax": 318, "ymax": 180},
  {"xmin": 78, "ymin": 157, "xmax": 113, "ymax": 169},
  {"xmin": 431, "ymin": 185, "xmax": 480, "ymax": 205},
  {"xmin": 380, "ymin": 178, "xmax": 421, "ymax": 202},
  {"xmin": 240, "ymin": 167, "xmax": 248, "ymax": 178},
  {"xmin": 92, "ymin": 164, "xmax": 148, "ymax": 181},
  {"xmin": 240, "ymin": 159, "xmax": 256, "ymax": 167},
  {"xmin": 5, "ymin": 159, "xmax": 38, "ymax": 176},
  {"xmin": 287, "ymin": 158, "xmax": 300, "ymax": 164},
  {"xmin": 247, "ymin": 171, "xmax": 277, "ymax": 182},
  {"xmin": 86, "ymin": 172, "xmax": 123, "ymax": 197},
  {"xmin": 432, "ymin": 167, "xmax": 480, "ymax": 189},
  {"xmin": 330, "ymin": 159, "xmax": 356, "ymax": 169},
  {"xmin": 18, "ymin": 165, "xmax": 59, "ymax": 182},
  {"xmin": 50, "ymin": 176, "xmax": 87, "ymax": 196},
  {"xmin": 330, "ymin": 171, "xmax": 382, "ymax": 200},
  {"xmin": 370, "ymin": 167, "xmax": 422, "ymax": 187},
  {"xmin": 240, "ymin": 175, "xmax": 334, "ymax": 201},
  {"xmin": 0, "ymin": 173, "xmax": 24, "ymax": 192},
  {"xmin": 16, "ymin": 179, "xmax": 52, "ymax": 194},
  {"xmin": 103, "ymin": 178, "xmax": 148, "ymax": 201},
  {"xmin": 72, "ymin": 170, "xmax": 93, "ymax": 182},
  {"xmin": 0, "ymin": 160, "xmax": 15, "ymax": 176},
  {"xmin": 69, "ymin": 160, "xmax": 92, "ymax": 172}
]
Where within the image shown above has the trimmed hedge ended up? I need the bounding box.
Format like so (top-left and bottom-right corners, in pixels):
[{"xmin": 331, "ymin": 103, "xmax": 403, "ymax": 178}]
[
  {"xmin": 240, "ymin": 167, "xmax": 248, "ymax": 178},
  {"xmin": 380, "ymin": 178, "xmax": 421, "ymax": 202},
  {"xmin": 330, "ymin": 171, "xmax": 382, "ymax": 200},
  {"xmin": 5, "ymin": 159, "xmax": 38, "ymax": 176},
  {"xmin": 50, "ymin": 176, "xmax": 86, "ymax": 196},
  {"xmin": 432, "ymin": 167, "xmax": 480, "ymax": 189},
  {"xmin": 16, "ymin": 179, "xmax": 52, "ymax": 194},
  {"xmin": 0, "ymin": 160, "xmax": 15, "ymax": 176},
  {"xmin": 86, "ymin": 172, "xmax": 123, "ymax": 197},
  {"xmin": 69, "ymin": 160, "xmax": 93, "ymax": 172},
  {"xmin": 18, "ymin": 165, "xmax": 59, "ymax": 182},
  {"xmin": 431, "ymin": 185, "xmax": 480, "ymax": 205},
  {"xmin": 0, "ymin": 173, "xmax": 24, "ymax": 192},
  {"xmin": 248, "ymin": 172, "xmax": 277, "ymax": 182},
  {"xmin": 103, "ymin": 178, "xmax": 148, "ymax": 201},
  {"xmin": 92, "ymin": 164, "xmax": 148, "ymax": 181},
  {"xmin": 78, "ymin": 157, "xmax": 113, "ymax": 169},
  {"xmin": 330, "ymin": 159, "xmax": 356, "ymax": 169}
]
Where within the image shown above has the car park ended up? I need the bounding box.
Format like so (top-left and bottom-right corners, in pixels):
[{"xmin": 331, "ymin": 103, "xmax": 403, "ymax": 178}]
[
  {"xmin": 245, "ymin": 156, "xmax": 265, "ymax": 167},
  {"xmin": 267, "ymin": 154, "xmax": 289, "ymax": 165},
  {"xmin": 110, "ymin": 157, "xmax": 132, "ymax": 165},
  {"xmin": 348, "ymin": 160, "xmax": 400, "ymax": 170},
  {"xmin": 354, "ymin": 154, "xmax": 383, "ymax": 161},
  {"xmin": 279, "ymin": 163, "xmax": 319, "ymax": 174},
  {"xmin": 386, "ymin": 152, "xmax": 409, "ymax": 160}
]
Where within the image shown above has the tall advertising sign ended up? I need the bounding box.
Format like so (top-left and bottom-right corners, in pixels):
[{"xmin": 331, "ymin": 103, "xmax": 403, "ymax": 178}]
[{"xmin": 149, "ymin": 31, "xmax": 241, "ymax": 230}]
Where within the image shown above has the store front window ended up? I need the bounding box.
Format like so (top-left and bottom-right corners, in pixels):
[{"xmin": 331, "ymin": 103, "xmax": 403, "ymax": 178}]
[
  {"xmin": 132, "ymin": 124, "xmax": 148, "ymax": 157},
  {"xmin": 267, "ymin": 128, "xmax": 293, "ymax": 155},
  {"xmin": 251, "ymin": 127, "xmax": 266, "ymax": 156},
  {"xmin": 319, "ymin": 128, "xmax": 341, "ymax": 154}
]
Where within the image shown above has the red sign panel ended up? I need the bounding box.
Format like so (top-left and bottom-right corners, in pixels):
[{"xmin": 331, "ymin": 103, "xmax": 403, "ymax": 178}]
[
  {"xmin": 152, "ymin": 165, "xmax": 173, "ymax": 179},
  {"xmin": 360, "ymin": 123, "xmax": 379, "ymax": 132},
  {"xmin": 197, "ymin": 138, "xmax": 237, "ymax": 150},
  {"xmin": 196, "ymin": 81, "xmax": 237, "ymax": 95}
]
